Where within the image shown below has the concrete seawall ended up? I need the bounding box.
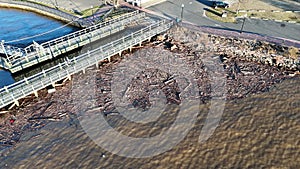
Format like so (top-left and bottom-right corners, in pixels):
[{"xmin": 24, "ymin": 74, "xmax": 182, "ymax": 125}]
[{"xmin": 0, "ymin": 2, "xmax": 82, "ymax": 27}]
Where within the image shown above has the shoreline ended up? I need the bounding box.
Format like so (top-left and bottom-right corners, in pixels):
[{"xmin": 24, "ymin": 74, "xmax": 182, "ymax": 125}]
[
  {"xmin": 0, "ymin": 1, "xmax": 299, "ymax": 156},
  {"xmin": 0, "ymin": 1, "xmax": 82, "ymax": 27},
  {"xmin": 0, "ymin": 24, "xmax": 299, "ymax": 151}
]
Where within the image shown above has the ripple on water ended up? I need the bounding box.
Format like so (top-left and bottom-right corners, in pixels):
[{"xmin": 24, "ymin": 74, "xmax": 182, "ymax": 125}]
[
  {"xmin": 0, "ymin": 77, "xmax": 299, "ymax": 168},
  {"xmin": 0, "ymin": 8, "xmax": 78, "ymax": 47}
]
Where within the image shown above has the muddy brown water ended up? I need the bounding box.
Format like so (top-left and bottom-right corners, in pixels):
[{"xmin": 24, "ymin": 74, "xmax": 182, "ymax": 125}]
[{"xmin": 0, "ymin": 75, "xmax": 299, "ymax": 168}]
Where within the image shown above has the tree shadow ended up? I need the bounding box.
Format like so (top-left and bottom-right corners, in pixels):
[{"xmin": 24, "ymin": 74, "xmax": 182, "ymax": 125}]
[
  {"xmin": 204, "ymin": 8, "xmax": 222, "ymax": 17},
  {"xmin": 195, "ymin": 0, "xmax": 214, "ymax": 7}
]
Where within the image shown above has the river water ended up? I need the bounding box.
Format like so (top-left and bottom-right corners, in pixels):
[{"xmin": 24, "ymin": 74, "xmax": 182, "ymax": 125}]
[
  {"xmin": 0, "ymin": 8, "xmax": 78, "ymax": 88},
  {"xmin": 0, "ymin": 75, "xmax": 299, "ymax": 168},
  {"xmin": 0, "ymin": 7, "xmax": 299, "ymax": 169}
]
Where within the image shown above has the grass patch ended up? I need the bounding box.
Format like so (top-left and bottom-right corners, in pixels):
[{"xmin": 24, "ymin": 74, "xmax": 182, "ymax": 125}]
[
  {"xmin": 230, "ymin": 0, "xmax": 281, "ymax": 11},
  {"xmin": 206, "ymin": 0, "xmax": 300, "ymax": 23},
  {"xmin": 81, "ymin": 6, "xmax": 103, "ymax": 17},
  {"xmin": 227, "ymin": 0, "xmax": 300, "ymax": 23},
  {"xmin": 26, "ymin": 0, "xmax": 80, "ymax": 16},
  {"xmin": 244, "ymin": 11, "xmax": 300, "ymax": 23}
]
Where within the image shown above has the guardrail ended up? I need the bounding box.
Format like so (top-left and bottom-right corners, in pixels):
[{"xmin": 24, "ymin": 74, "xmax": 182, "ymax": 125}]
[
  {"xmin": 0, "ymin": 20, "xmax": 174, "ymax": 109},
  {"xmin": 0, "ymin": 44, "xmax": 25, "ymax": 61},
  {"xmin": 4, "ymin": 11, "xmax": 146, "ymax": 73},
  {"xmin": 9, "ymin": 10, "xmax": 140, "ymax": 57}
]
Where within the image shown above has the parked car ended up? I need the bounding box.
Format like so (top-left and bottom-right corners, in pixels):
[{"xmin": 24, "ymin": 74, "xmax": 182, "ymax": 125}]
[{"xmin": 212, "ymin": 1, "xmax": 229, "ymax": 9}]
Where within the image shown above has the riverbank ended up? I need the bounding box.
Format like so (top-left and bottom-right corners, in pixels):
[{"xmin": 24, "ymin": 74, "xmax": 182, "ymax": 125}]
[
  {"xmin": 0, "ymin": 1, "xmax": 78, "ymax": 25},
  {"xmin": 0, "ymin": 24, "xmax": 299, "ymax": 151}
]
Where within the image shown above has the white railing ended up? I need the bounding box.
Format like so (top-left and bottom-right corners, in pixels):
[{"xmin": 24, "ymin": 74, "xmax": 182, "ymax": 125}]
[
  {"xmin": 0, "ymin": 20, "xmax": 174, "ymax": 109},
  {"xmin": 6, "ymin": 11, "xmax": 145, "ymax": 73},
  {"xmin": 21, "ymin": 10, "xmax": 141, "ymax": 55},
  {"xmin": 0, "ymin": 44, "xmax": 25, "ymax": 57},
  {"xmin": 41, "ymin": 11, "xmax": 142, "ymax": 48}
]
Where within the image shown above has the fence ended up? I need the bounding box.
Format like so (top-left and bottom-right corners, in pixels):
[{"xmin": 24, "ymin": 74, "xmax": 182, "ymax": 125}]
[
  {"xmin": 3, "ymin": 11, "xmax": 146, "ymax": 73},
  {"xmin": 0, "ymin": 44, "xmax": 25, "ymax": 57},
  {"xmin": 0, "ymin": 20, "xmax": 174, "ymax": 109}
]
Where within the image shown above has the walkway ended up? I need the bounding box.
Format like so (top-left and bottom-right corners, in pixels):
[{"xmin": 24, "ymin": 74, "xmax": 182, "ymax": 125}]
[
  {"xmin": 0, "ymin": 20, "xmax": 173, "ymax": 109},
  {"xmin": 0, "ymin": 11, "xmax": 146, "ymax": 73}
]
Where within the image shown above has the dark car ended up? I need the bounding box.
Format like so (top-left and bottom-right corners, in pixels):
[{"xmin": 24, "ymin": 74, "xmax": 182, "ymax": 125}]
[{"xmin": 212, "ymin": 1, "xmax": 229, "ymax": 9}]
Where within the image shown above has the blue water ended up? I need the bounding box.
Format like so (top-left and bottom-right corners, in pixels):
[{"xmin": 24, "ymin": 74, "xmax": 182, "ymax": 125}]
[
  {"xmin": 0, "ymin": 8, "xmax": 79, "ymax": 88},
  {"xmin": 0, "ymin": 8, "xmax": 78, "ymax": 47},
  {"xmin": 0, "ymin": 70, "xmax": 14, "ymax": 88}
]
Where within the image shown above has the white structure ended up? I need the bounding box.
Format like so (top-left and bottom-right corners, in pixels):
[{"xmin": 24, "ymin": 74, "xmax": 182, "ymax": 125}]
[{"xmin": 125, "ymin": 0, "xmax": 169, "ymax": 8}]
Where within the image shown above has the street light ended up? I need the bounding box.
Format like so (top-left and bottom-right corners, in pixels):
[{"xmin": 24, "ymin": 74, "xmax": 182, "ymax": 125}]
[
  {"xmin": 180, "ymin": 4, "xmax": 184, "ymax": 21},
  {"xmin": 91, "ymin": 6, "xmax": 95, "ymax": 20},
  {"xmin": 240, "ymin": 16, "xmax": 246, "ymax": 34}
]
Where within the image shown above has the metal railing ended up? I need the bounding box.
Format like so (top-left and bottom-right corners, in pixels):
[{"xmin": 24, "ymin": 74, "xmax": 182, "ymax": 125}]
[
  {"xmin": 0, "ymin": 44, "xmax": 25, "ymax": 58},
  {"xmin": 11, "ymin": 10, "xmax": 141, "ymax": 57},
  {"xmin": 0, "ymin": 20, "xmax": 174, "ymax": 109},
  {"xmin": 4, "ymin": 11, "xmax": 145, "ymax": 73}
]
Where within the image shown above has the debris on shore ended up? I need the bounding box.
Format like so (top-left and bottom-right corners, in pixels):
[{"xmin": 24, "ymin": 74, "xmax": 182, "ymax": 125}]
[{"xmin": 0, "ymin": 25, "xmax": 299, "ymax": 150}]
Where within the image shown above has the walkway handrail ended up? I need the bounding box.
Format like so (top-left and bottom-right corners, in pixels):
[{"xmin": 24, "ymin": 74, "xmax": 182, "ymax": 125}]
[
  {"xmin": 0, "ymin": 20, "xmax": 174, "ymax": 109},
  {"xmin": 40, "ymin": 10, "xmax": 141, "ymax": 48},
  {"xmin": 11, "ymin": 11, "xmax": 142, "ymax": 59},
  {"xmin": 6, "ymin": 11, "xmax": 145, "ymax": 69},
  {"xmin": 0, "ymin": 44, "xmax": 25, "ymax": 58}
]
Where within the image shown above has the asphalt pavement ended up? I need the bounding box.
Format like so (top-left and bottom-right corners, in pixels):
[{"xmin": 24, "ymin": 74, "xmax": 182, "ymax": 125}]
[{"xmin": 147, "ymin": 0, "xmax": 300, "ymax": 41}]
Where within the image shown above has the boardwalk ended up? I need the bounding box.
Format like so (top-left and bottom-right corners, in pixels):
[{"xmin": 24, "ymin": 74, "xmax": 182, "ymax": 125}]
[
  {"xmin": 0, "ymin": 11, "xmax": 146, "ymax": 73},
  {"xmin": 0, "ymin": 20, "xmax": 173, "ymax": 109}
]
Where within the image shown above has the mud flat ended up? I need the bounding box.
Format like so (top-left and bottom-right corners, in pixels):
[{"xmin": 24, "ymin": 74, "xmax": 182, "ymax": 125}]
[{"xmin": 0, "ymin": 25, "xmax": 299, "ymax": 158}]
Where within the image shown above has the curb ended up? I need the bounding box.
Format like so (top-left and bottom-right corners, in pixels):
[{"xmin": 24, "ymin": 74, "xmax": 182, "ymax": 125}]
[
  {"xmin": 238, "ymin": 9, "xmax": 300, "ymax": 13},
  {"xmin": 180, "ymin": 21, "xmax": 300, "ymax": 48},
  {"xmin": 248, "ymin": 16, "xmax": 300, "ymax": 25}
]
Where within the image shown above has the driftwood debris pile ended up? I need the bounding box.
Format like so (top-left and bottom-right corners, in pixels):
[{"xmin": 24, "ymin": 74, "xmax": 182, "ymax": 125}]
[
  {"xmin": 94, "ymin": 25, "xmax": 299, "ymax": 114},
  {"xmin": 1, "ymin": 25, "xmax": 299, "ymax": 149}
]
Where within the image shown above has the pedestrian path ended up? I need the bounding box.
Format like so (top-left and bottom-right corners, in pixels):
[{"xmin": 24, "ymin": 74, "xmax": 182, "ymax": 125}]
[
  {"xmin": 0, "ymin": 11, "xmax": 146, "ymax": 73},
  {"xmin": 0, "ymin": 19, "xmax": 174, "ymax": 109}
]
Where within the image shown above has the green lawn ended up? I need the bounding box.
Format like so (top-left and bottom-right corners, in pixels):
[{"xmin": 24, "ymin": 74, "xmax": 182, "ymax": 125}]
[{"xmin": 206, "ymin": 0, "xmax": 300, "ymax": 23}]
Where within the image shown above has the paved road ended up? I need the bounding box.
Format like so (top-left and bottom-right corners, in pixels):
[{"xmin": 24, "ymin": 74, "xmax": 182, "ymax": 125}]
[{"xmin": 147, "ymin": 0, "xmax": 300, "ymax": 41}]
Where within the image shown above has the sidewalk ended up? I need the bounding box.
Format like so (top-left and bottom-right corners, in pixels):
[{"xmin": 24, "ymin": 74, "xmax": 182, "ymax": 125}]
[{"xmin": 30, "ymin": 0, "xmax": 104, "ymax": 11}]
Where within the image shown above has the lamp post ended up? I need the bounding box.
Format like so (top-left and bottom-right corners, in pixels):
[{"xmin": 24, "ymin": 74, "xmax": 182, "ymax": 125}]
[
  {"xmin": 236, "ymin": 0, "xmax": 240, "ymax": 14},
  {"xmin": 139, "ymin": 0, "xmax": 142, "ymax": 8},
  {"xmin": 240, "ymin": 16, "xmax": 246, "ymax": 34},
  {"xmin": 54, "ymin": 0, "xmax": 58, "ymax": 7},
  {"xmin": 91, "ymin": 6, "xmax": 95, "ymax": 20},
  {"xmin": 180, "ymin": 4, "xmax": 184, "ymax": 21}
]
